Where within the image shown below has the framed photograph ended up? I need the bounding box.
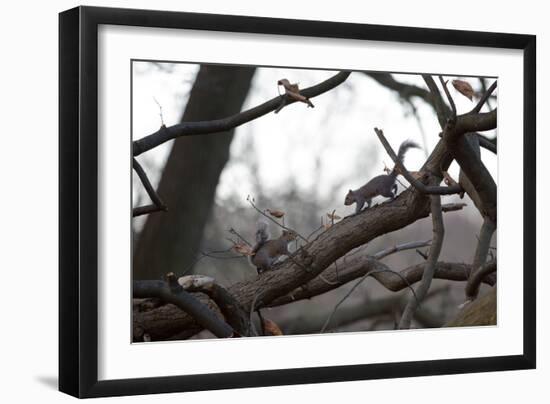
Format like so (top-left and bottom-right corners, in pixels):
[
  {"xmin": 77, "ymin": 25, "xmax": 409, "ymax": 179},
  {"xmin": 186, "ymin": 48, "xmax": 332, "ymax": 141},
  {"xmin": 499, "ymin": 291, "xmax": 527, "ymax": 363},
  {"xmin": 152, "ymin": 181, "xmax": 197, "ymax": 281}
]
[{"xmin": 59, "ymin": 6, "xmax": 536, "ymax": 398}]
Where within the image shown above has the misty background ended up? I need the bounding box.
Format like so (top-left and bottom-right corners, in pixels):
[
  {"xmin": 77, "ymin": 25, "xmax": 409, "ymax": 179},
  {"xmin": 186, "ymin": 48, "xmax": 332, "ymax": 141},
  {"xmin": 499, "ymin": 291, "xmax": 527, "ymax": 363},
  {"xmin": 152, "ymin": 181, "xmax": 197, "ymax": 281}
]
[{"xmin": 132, "ymin": 61, "xmax": 497, "ymax": 336}]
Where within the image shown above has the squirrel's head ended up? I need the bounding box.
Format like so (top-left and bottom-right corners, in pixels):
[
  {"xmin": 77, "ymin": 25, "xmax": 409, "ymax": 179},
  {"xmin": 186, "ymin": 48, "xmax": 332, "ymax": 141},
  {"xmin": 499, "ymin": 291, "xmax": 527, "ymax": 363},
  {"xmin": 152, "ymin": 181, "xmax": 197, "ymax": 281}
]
[
  {"xmin": 344, "ymin": 189, "xmax": 355, "ymax": 206},
  {"xmin": 281, "ymin": 229, "xmax": 297, "ymax": 242}
]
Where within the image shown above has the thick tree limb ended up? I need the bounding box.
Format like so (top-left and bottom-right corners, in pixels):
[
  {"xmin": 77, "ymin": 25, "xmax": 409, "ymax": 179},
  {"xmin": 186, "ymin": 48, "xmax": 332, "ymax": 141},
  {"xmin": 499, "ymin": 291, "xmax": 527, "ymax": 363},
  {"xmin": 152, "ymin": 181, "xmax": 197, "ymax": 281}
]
[
  {"xmin": 444, "ymin": 113, "xmax": 498, "ymax": 222},
  {"xmin": 478, "ymin": 134, "xmax": 497, "ymax": 154},
  {"xmin": 399, "ymin": 195, "xmax": 444, "ymax": 329},
  {"xmin": 177, "ymin": 275, "xmax": 253, "ymax": 336},
  {"xmin": 133, "ymin": 71, "xmax": 352, "ymax": 156},
  {"xmin": 133, "ymin": 278, "xmax": 234, "ymax": 338}
]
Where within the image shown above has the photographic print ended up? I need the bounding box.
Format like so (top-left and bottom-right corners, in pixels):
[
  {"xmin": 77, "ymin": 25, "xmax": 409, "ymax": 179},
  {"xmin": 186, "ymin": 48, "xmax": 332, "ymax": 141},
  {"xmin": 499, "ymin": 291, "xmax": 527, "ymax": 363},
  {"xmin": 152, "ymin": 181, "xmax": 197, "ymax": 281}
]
[{"xmin": 131, "ymin": 62, "xmax": 497, "ymax": 341}]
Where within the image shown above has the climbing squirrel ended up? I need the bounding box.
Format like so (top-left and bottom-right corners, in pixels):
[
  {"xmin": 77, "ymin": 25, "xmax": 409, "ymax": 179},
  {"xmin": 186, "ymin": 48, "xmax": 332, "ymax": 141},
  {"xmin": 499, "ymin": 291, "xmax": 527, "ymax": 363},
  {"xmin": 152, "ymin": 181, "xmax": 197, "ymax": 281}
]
[
  {"xmin": 344, "ymin": 139, "xmax": 420, "ymax": 214},
  {"xmin": 250, "ymin": 221, "xmax": 297, "ymax": 274}
]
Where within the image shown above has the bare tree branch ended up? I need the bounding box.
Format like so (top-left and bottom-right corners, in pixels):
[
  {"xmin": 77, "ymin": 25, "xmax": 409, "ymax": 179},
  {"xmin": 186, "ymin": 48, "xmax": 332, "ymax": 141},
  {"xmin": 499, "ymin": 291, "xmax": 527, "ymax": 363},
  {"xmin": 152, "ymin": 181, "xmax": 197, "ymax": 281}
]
[
  {"xmin": 133, "ymin": 71, "xmax": 352, "ymax": 156},
  {"xmin": 177, "ymin": 275, "xmax": 253, "ymax": 336},
  {"xmin": 399, "ymin": 195, "xmax": 444, "ymax": 329},
  {"xmin": 465, "ymin": 261, "xmax": 497, "ymax": 301},
  {"xmin": 132, "ymin": 157, "xmax": 167, "ymax": 217},
  {"xmin": 133, "ymin": 276, "xmax": 234, "ymax": 338},
  {"xmin": 472, "ymin": 80, "xmax": 497, "ymax": 114},
  {"xmin": 372, "ymin": 240, "xmax": 431, "ymax": 260},
  {"xmin": 439, "ymin": 76, "xmax": 457, "ymax": 119},
  {"xmin": 422, "ymin": 74, "xmax": 450, "ymax": 129},
  {"xmin": 478, "ymin": 134, "xmax": 497, "ymax": 154},
  {"xmin": 466, "ymin": 217, "xmax": 496, "ymax": 300}
]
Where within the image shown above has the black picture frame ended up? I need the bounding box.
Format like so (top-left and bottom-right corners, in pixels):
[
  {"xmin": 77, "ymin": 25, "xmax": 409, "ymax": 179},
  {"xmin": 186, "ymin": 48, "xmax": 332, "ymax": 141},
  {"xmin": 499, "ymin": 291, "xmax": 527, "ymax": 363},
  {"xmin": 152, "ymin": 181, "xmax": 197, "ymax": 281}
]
[{"xmin": 59, "ymin": 5, "xmax": 536, "ymax": 398}]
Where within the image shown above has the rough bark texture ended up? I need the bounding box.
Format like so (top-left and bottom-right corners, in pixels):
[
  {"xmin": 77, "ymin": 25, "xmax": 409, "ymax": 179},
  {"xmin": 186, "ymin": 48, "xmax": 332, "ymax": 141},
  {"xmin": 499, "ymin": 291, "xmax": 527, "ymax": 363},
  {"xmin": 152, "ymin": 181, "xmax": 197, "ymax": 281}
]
[
  {"xmin": 134, "ymin": 65, "xmax": 255, "ymax": 280},
  {"xmin": 445, "ymin": 287, "xmax": 497, "ymax": 327}
]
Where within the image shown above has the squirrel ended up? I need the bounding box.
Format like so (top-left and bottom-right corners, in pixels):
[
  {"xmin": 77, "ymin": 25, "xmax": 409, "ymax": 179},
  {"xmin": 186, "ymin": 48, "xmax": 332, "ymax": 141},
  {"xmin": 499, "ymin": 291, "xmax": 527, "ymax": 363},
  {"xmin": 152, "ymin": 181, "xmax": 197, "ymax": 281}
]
[
  {"xmin": 249, "ymin": 221, "xmax": 297, "ymax": 274},
  {"xmin": 344, "ymin": 139, "xmax": 420, "ymax": 214}
]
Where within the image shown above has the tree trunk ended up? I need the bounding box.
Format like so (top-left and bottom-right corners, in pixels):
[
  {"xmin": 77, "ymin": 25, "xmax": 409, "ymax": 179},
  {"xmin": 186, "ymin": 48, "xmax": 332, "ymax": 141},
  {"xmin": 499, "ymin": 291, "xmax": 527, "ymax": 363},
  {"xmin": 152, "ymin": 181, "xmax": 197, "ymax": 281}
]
[
  {"xmin": 134, "ymin": 65, "xmax": 256, "ymax": 280},
  {"xmin": 445, "ymin": 287, "xmax": 496, "ymax": 327}
]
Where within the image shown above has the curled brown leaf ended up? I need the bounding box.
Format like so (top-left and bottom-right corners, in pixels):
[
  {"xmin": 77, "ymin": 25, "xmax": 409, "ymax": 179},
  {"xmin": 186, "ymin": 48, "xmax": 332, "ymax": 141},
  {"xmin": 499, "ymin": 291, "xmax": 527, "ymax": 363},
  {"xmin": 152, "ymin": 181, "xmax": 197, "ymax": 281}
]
[
  {"xmin": 266, "ymin": 209, "xmax": 285, "ymax": 218},
  {"xmin": 452, "ymin": 79, "xmax": 475, "ymax": 101},
  {"xmin": 263, "ymin": 318, "xmax": 283, "ymax": 336}
]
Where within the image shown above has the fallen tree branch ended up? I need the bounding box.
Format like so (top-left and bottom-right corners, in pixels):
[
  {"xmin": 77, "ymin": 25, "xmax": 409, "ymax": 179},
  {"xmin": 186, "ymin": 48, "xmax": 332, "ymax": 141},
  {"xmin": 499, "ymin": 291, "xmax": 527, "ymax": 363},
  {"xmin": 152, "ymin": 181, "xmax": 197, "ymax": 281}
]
[
  {"xmin": 177, "ymin": 275, "xmax": 253, "ymax": 336},
  {"xmin": 133, "ymin": 71, "xmax": 352, "ymax": 156},
  {"xmin": 133, "ymin": 275, "xmax": 234, "ymax": 338}
]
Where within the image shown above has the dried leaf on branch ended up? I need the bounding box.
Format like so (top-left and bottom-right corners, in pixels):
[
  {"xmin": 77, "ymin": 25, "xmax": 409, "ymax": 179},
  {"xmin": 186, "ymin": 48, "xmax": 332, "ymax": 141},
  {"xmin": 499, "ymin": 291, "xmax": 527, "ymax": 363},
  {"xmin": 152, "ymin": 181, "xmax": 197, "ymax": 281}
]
[
  {"xmin": 232, "ymin": 243, "xmax": 255, "ymax": 256},
  {"xmin": 452, "ymin": 79, "xmax": 475, "ymax": 101},
  {"xmin": 266, "ymin": 209, "xmax": 285, "ymax": 218},
  {"xmin": 278, "ymin": 79, "xmax": 315, "ymax": 108}
]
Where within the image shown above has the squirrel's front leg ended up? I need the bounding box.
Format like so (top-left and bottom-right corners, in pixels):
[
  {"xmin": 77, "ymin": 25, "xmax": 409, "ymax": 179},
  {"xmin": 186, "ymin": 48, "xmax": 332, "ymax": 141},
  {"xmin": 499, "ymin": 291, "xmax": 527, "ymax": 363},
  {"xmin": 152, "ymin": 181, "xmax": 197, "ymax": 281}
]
[{"xmin": 355, "ymin": 198, "xmax": 365, "ymax": 214}]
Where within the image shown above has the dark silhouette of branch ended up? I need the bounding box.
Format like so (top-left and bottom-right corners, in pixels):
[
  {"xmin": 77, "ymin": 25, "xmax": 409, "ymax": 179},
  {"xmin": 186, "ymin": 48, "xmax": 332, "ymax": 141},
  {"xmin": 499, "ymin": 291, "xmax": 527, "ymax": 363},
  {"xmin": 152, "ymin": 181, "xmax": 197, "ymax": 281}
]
[
  {"xmin": 439, "ymin": 76, "xmax": 457, "ymax": 119},
  {"xmin": 133, "ymin": 204, "xmax": 166, "ymax": 217},
  {"xmin": 133, "ymin": 275, "xmax": 234, "ymax": 338},
  {"xmin": 472, "ymin": 80, "xmax": 497, "ymax": 114},
  {"xmin": 422, "ymin": 74, "xmax": 450, "ymax": 128},
  {"xmin": 374, "ymin": 127, "xmax": 463, "ymax": 195},
  {"xmin": 132, "ymin": 157, "xmax": 167, "ymax": 217},
  {"xmin": 443, "ymin": 113, "xmax": 497, "ymax": 222},
  {"xmin": 133, "ymin": 71, "xmax": 352, "ymax": 156},
  {"xmin": 478, "ymin": 134, "xmax": 497, "ymax": 154},
  {"xmin": 399, "ymin": 194, "xmax": 444, "ymax": 329}
]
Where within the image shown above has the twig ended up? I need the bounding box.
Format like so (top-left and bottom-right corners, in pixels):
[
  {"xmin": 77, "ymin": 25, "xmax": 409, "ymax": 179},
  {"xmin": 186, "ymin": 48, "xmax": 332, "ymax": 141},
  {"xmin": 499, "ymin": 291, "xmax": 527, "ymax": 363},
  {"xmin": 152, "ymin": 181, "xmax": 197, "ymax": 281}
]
[
  {"xmin": 152, "ymin": 97, "xmax": 165, "ymax": 126},
  {"xmin": 472, "ymin": 80, "xmax": 497, "ymax": 114},
  {"xmin": 439, "ymin": 76, "xmax": 457, "ymax": 120},
  {"xmin": 422, "ymin": 74, "xmax": 450, "ymax": 129},
  {"xmin": 372, "ymin": 240, "xmax": 431, "ymax": 260},
  {"xmin": 320, "ymin": 267, "xmax": 420, "ymax": 333},
  {"xmin": 246, "ymin": 196, "xmax": 308, "ymax": 242},
  {"xmin": 132, "ymin": 157, "xmax": 167, "ymax": 217},
  {"xmin": 180, "ymin": 246, "xmax": 245, "ymax": 276},
  {"xmin": 228, "ymin": 228, "xmax": 253, "ymax": 247},
  {"xmin": 374, "ymin": 128, "xmax": 463, "ymax": 195}
]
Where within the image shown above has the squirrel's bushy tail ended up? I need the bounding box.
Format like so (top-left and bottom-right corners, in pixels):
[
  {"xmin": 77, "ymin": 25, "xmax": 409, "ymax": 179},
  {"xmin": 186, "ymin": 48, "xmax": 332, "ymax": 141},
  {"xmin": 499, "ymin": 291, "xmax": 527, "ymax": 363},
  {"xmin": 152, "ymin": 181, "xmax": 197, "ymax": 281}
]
[{"xmin": 391, "ymin": 139, "xmax": 420, "ymax": 177}]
